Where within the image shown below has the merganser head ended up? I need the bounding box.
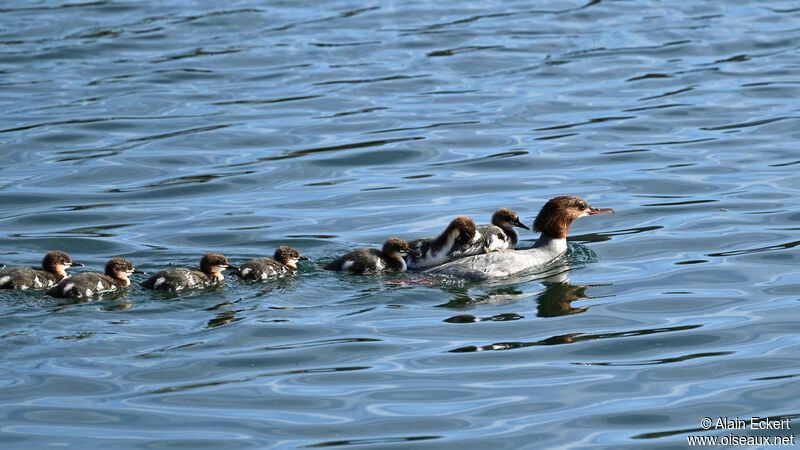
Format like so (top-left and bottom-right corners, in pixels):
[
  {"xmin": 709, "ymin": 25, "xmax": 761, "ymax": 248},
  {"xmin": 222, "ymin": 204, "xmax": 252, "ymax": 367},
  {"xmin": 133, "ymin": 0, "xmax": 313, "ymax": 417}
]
[
  {"xmin": 200, "ymin": 252, "xmax": 238, "ymax": 275},
  {"xmin": 43, "ymin": 251, "xmax": 82, "ymax": 277},
  {"xmin": 492, "ymin": 208, "xmax": 530, "ymax": 230},
  {"xmin": 533, "ymin": 196, "xmax": 614, "ymax": 239},
  {"xmin": 447, "ymin": 216, "xmax": 478, "ymax": 246},
  {"xmin": 105, "ymin": 257, "xmax": 144, "ymax": 284},
  {"xmin": 383, "ymin": 238, "xmax": 419, "ymax": 259},
  {"xmin": 274, "ymin": 246, "xmax": 309, "ymax": 269}
]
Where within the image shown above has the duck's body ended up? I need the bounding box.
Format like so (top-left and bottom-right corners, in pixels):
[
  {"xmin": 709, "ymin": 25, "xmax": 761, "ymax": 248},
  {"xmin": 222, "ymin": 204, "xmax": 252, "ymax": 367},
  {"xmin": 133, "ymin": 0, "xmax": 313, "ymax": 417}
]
[
  {"xmin": 0, "ymin": 251, "xmax": 82, "ymax": 290},
  {"xmin": 47, "ymin": 258, "xmax": 142, "ymax": 298},
  {"xmin": 234, "ymin": 246, "xmax": 308, "ymax": 281},
  {"xmin": 427, "ymin": 196, "xmax": 613, "ymax": 281},
  {"xmin": 141, "ymin": 253, "xmax": 236, "ymax": 291},
  {"xmin": 406, "ymin": 216, "xmax": 478, "ymax": 270},
  {"xmin": 324, "ymin": 238, "xmax": 416, "ymax": 275},
  {"xmin": 449, "ymin": 208, "xmax": 529, "ymax": 259},
  {"xmin": 427, "ymin": 236, "xmax": 568, "ymax": 281}
]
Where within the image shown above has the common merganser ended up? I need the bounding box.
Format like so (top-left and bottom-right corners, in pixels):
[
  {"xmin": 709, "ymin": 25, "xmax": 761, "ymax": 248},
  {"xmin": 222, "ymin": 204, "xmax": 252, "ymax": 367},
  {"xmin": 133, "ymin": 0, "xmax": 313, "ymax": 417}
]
[
  {"xmin": 233, "ymin": 246, "xmax": 309, "ymax": 281},
  {"xmin": 141, "ymin": 252, "xmax": 238, "ymax": 291},
  {"xmin": 0, "ymin": 251, "xmax": 83, "ymax": 290},
  {"xmin": 46, "ymin": 258, "xmax": 144, "ymax": 298},
  {"xmin": 324, "ymin": 238, "xmax": 418, "ymax": 275},
  {"xmin": 449, "ymin": 208, "xmax": 529, "ymax": 259},
  {"xmin": 426, "ymin": 196, "xmax": 613, "ymax": 280},
  {"xmin": 406, "ymin": 216, "xmax": 478, "ymax": 270}
]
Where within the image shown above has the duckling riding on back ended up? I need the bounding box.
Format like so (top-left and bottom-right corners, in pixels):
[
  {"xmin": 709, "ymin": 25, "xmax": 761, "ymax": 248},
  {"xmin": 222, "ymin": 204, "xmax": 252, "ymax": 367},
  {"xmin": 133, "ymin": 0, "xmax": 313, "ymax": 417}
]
[{"xmin": 427, "ymin": 196, "xmax": 613, "ymax": 281}]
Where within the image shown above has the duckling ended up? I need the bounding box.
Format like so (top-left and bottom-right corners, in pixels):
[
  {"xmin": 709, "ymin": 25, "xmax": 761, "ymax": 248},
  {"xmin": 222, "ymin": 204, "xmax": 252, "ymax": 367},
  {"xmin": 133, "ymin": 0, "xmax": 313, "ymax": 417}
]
[
  {"xmin": 450, "ymin": 208, "xmax": 530, "ymax": 259},
  {"xmin": 0, "ymin": 251, "xmax": 82, "ymax": 290},
  {"xmin": 406, "ymin": 216, "xmax": 478, "ymax": 270},
  {"xmin": 324, "ymin": 238, "xmax": 418, "ymax": 275},
  {"xmin": 46, "ymin": 258, "xmax": 143, "ymax": 298},
  {"xmin": 233, "ymin": 246, "xmax": 309, "ymax": 281},
  {"xmin": 141, "ymin": 253, "xmax": 237, "ymax": 291}
]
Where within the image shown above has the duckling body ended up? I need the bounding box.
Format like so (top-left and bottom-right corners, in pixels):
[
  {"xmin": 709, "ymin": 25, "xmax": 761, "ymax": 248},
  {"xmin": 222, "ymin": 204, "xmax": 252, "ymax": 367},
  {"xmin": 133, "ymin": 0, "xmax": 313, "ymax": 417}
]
[
  {"xmin": 141, "ymin": 253, "xmax": 236, "ymax": 291},
  {"xmin": 325, "ymin": 238, "xmax": 415, "ymax": 275},
  {"xmin": 450, "ymin": 208, "xmax": 529, "ymax": 259},
  {"xmin": 406, "ymin": 216, "xmax": 477, "ymax": 270},
  {"xmin": 47, "ymin": 258, "xmax": 142, "ymax": 298},
  {"xmin": 234, "ymin": 246, "xmax": 308, "ymax": 281},
  {"xmin": 0, "ymin": 251, "xmax": 82, "ymax": 290}
]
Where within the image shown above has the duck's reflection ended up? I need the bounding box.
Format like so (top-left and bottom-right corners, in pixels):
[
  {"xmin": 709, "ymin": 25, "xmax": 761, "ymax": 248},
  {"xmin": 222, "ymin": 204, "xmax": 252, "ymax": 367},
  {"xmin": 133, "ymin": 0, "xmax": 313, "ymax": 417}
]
[
  {"xmin": 206, "ymin": 310, "xmax": 242, "ymax": 328},
  {"xmin": 450, "ymin": 324, "xmax": 702, "ymax": 353},
  {"xmin": 535, "ymin": 281, "xmax": 603, "ymax": 318},
  {"xmin": 439, "ymin": 268, "xmax": 607, "ymax": 320},
  {"xmin": 50, "ymin": 289, "xmax": 133, "ymax": 311}
]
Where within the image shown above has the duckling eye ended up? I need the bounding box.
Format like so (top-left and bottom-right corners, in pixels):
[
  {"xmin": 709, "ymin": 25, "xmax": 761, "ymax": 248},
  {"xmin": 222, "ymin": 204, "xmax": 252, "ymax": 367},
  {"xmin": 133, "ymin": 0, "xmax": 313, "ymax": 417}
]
[{"xmin": 577, "ymin": 202, "xmax": 587, "ymax": 210}]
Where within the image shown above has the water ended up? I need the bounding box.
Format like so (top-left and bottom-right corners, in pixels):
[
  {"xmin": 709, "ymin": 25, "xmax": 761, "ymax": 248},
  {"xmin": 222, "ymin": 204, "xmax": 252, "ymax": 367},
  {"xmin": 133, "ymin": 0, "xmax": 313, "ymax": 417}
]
[{"xmin": 1, "ymin": 0, "xmax": 799, "ymax": 448}]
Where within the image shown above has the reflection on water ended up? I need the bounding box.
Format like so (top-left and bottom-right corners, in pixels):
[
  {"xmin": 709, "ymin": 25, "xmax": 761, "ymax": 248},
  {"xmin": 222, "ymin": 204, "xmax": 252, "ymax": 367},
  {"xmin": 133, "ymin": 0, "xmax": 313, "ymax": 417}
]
[
  {"xmin": 301, "ymin": 435, "xmax": 442, "ymax": 449},
  {"xmin": 450, "ymin": 324, "xmax": 703, "ymax": 353},
  {"xmin": 437, "ymin": 285, "xmax": 536, "ymax": 309},
  {"xmin": 444, "ymin": 312, "xmax": 524, "ymax": 323},
  {"xmin": 536, "ymin": 281, "xmax": 607, "ymax": 317},
  {"xmin": 441, "ymin": 280, "xmax": 606, "ymax": 323},
  {"xmin": 206, "ymin": 310, "xmax": 242, "ymax": 329}
]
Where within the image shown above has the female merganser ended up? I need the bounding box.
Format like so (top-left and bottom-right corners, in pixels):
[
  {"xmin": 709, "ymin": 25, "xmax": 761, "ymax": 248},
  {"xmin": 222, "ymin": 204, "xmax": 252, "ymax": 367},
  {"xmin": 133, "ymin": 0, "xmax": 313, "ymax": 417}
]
[
  {"xmin": 233, "ymin": 246, "xmax": 309, "ymax": 281},
  {"xmin": 141, "ymin": 252, "xmax": 237, "ymax": 291},
  {"xmin": 0, "ymin": 251, "xmax": 82, "ymax": 290},
  {"xmin": 406, "ymin": 216, "xmax": 478, "ymax": 270},
  {"xmin": 324, "ymin": 238, "xmax": 418, "ymax": 275},
  {"xmin": 450, "ymin": 208, "xmax": 530, "ymax": 259},
  {"xmin": 426, "ymin": 196, "xmax": 613, "ymax": 280},
  {"xmin": 46, "ymin": 258, "xmax": 144, "ymax": 298}
]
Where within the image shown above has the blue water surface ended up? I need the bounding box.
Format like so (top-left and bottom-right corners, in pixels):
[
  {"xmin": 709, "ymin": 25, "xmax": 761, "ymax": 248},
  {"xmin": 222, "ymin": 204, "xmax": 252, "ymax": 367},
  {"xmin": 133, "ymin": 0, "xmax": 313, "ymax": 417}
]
[{"xmin": 1, "ymin": 1, "xmax": 799, "ymax": 448}]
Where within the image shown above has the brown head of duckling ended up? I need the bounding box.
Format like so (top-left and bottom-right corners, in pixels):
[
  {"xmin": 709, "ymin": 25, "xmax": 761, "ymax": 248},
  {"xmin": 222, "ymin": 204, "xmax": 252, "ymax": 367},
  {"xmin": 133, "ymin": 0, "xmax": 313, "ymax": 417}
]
[
  {"xmin": 43, "ymin": 251, "xmax": 82, "ymax": 278},
  {"xmin": 446, "ymin": 215, "xmax": 477, "ymax": 247},
  {"xmin": 200, "ymin": 252, "xmax": 237, "ymax": 280},
  {"xmin": 533, "ymin": 196, "xmax": 614, "ymax": 239},
  {"xmin": 382, "ymin": 238, "xmax": 415, "ymax": 259},
  {"xmin": 492, "ymin": 208, "xmax": 530, "ymax": 230},
  {"xmin": 104, "ymin": 257, "xmax": 144, "ymax": 286},
  {"xmin": 274, "ymin": 246, "xmax": 309, "ymax": 269}
]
